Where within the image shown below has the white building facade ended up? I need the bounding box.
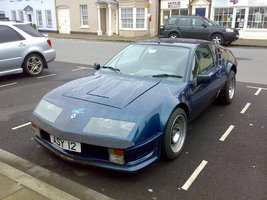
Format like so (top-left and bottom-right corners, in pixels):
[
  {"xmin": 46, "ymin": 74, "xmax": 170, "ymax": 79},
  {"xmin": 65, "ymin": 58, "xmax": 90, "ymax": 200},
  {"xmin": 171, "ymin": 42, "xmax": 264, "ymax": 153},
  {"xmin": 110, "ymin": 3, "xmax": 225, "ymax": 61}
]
[
  {"xmin": 211, "ymin": 0, "xmax": 267, "ymax": 39},
  {"xmin": 0, "ymin": 0, "xmax": 57, "ymax": 32}
]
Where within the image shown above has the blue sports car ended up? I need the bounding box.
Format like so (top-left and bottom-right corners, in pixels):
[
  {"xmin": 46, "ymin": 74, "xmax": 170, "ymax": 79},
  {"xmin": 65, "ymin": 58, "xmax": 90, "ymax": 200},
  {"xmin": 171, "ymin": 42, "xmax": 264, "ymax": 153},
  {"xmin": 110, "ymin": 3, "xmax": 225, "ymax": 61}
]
[{"xmin": 30, "ymin": 39, "xmax": 237, "ymax": 172}]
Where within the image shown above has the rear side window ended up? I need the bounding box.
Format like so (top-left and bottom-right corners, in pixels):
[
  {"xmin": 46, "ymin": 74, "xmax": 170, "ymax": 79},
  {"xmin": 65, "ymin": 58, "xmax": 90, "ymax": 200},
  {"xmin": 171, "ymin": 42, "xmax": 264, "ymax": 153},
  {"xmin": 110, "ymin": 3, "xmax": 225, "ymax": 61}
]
[
  {"xmin": 178, "ymin": 18, "xmax": 190, "ymax": 26},
  {"xmin": 0, "ymin": 25, "xmax": 24, "ymax": 43},
  {"xmin": 14, "ymin": 24, "xmax": 43, "ymax": 37},
  {"xmin": 195, "ymin": 46, "xmax": 214, "ymax": 75}
]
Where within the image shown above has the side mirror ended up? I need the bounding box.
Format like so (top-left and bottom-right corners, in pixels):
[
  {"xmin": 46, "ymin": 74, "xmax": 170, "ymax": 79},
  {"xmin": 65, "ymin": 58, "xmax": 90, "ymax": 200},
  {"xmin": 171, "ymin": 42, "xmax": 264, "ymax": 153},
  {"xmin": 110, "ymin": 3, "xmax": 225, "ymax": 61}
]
[
  {"xmin": 94, "ymin": 63, "xmax": 101, "ymax": 70},
  {"xmin": 197, "ymin": 74, "xmax": 211, "ymax": 85}
]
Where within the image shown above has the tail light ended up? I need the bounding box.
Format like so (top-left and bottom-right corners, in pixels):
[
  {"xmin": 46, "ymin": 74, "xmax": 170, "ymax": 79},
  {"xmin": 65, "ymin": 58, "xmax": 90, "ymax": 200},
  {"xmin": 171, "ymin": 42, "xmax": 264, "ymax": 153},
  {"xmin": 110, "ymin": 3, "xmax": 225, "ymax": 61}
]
[{"xmin": 47, "ymin": 39, "xmax": 52, "ymax": 47}]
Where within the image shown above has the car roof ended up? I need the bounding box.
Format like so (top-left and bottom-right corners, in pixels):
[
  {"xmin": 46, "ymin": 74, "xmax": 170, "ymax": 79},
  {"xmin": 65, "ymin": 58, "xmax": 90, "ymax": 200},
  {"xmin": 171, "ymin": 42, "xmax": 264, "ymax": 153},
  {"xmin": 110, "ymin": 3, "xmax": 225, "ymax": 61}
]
[{"xmin": 134, "ymin": 38, "xmax": 211, "ymax": 48}]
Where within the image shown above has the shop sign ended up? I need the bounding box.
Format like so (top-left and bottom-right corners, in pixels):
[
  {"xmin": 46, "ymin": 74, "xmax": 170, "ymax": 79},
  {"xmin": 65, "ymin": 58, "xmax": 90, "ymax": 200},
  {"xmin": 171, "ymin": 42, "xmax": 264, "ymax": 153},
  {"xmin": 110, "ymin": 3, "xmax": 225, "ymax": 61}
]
[
  {"xmin": 230, "ymin": 0, "xmax": 238, "ymax": 4},
  {"xmin": 168, "ymin": 1, "xmax": 181, "ymax": 8},
  {"xmin": 161, "ymin": 0, "xmax": 189, "ymax": 9}
]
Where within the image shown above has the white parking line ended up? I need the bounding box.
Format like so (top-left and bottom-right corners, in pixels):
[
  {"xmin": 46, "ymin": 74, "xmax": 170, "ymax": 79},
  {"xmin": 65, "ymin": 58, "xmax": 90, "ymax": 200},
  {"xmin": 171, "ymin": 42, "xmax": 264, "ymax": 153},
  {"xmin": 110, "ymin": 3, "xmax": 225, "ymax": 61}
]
[
  {"xmin": 219, "ymin": 125, "xmax": 235, "ymax": 141},
  {"xmin": 181, "ymin": 160, "xmax": 208, "ymax": 191},
  {"xmin": 72, "ymin": 66, "xmax": 93, "ymax": 72},
  {"xmin": 0, "ymin": 82, "xmax": 17, "ymax": 88},
  {"xmin": 37, "ymin": 74, "xmax": 56, "ymax": 79},
  {"xmin": 12, "ymin": 122, "xmax": 31, "ymax": 130},
  {"xmin": 255, "ymin": 88, "xmax": 262, "ymax": 96},
  {"xmin": 240, "ymin": 103, "xmax": 251, "ymax": 114}
]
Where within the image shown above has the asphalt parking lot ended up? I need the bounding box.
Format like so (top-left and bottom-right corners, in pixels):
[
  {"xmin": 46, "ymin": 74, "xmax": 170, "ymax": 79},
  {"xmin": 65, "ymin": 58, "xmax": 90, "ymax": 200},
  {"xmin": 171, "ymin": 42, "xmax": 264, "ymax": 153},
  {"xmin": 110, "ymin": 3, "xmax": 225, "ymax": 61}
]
[{"xmin": 0, "ymin": 60, "xmax": 266, "ymax": 200}]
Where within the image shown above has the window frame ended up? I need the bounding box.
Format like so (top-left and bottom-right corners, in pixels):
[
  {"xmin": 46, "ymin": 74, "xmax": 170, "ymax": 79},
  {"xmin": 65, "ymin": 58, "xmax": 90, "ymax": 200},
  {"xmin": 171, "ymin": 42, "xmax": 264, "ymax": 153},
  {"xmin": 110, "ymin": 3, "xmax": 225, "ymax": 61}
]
[
  {"xmin": 18, "ymin": 10, "xmax": 24, "ymax": 22},
  {"xmin": 247, "ymin": 7, "xmax": 267, "ymax": 29},
  {"xmin": 80, "ymin": 5, "xmax": 89, "ymax": 28},
  {"xmin": 120, "ymin": 8, "xmax": 147, "ymax": 30},
  {"xmin": 45, "ymin": 10, "xmax": 53, "ymax": 28},
  {"xmin": 11, "ymin": 10, "xmax": 16, "ymax": 21},
  {"xmin": 36, "ymin": 10, "xmax": 43, "ymax": 27}
]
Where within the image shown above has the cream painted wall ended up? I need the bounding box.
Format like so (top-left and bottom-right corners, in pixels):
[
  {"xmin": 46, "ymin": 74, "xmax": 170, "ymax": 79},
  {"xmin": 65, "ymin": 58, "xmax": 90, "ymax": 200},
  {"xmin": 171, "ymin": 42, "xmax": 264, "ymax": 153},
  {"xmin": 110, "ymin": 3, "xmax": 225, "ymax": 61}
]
[{"xmin": 56, "ymin": 0, "xmax": 98, "ymax": 33}]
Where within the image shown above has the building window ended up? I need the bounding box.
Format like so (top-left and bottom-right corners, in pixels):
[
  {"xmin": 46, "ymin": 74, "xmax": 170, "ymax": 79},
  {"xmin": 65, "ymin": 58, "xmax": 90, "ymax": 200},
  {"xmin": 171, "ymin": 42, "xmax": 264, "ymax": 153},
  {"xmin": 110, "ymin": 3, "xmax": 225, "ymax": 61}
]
[
  {"xmin": 121, "ymin": 8, "xmax": 146, "ymax": 29},
  {"xmin": 45, "ymin": 10, "xmax": 52, "ymax": 28},
  {"xmin": 80, "ymin": 5, "xmax": 88, "ymax": 26},
  {"xmin": 247, "ymin": 7, "xmax": 267, "ymax": 29},
  {"xmin": 121, "ymin": 8, "xmax": 133, "ymax": 28},
  {"xmin": 136, "ymin": 8, "xmax": 145, "ymax": 28},
  {"xmin": 214, "ymin": 8, "xmax": 233, "ymax": 27},
  {"xmin": 11, "ymin": 10, "xmax": 16, "ymax": 20},
  {"xmin": 36, "ymin": 10, "xmax": 43, "ymax": 27},
  {"xmin": 18, "ymin": 10, "xmax": 24, "ymax": 22}
]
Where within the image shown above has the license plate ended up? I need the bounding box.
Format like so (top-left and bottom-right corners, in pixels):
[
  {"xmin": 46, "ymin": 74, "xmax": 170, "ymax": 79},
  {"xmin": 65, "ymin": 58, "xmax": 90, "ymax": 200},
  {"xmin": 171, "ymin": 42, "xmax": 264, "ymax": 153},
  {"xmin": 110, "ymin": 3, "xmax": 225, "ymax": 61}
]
[{"xmin": 50, "ymin": 135, "xmax": 81, "ymax": 153}]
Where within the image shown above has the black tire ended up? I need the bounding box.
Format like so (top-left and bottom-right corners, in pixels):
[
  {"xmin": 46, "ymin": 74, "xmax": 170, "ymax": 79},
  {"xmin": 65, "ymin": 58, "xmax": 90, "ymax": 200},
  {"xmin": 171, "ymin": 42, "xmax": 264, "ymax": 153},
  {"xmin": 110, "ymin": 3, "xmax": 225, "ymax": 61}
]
[
  {"xmin": 169, "ymin": 32, "xmax": 179, "ymax": 39},
  {"xmin": 218, "ymin": 70, "xmax": 236, "ymax": 104},
  {"xmin": 162, "ymin": 108, "xmax": 188, "ymax": 160},
  {"xmin": 211, "ymin": 34, "xmax": 224, "ymax": 45},
  {"xmin": 23, "ymin": 54, "xmax": 44, "ymax": 76}
]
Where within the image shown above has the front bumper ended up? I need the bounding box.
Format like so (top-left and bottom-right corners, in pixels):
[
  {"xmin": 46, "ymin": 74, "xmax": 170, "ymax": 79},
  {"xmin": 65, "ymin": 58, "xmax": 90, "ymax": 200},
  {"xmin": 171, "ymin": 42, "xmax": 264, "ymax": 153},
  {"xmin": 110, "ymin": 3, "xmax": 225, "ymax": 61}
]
[
  {"xmin": 223, "ymin": 32, "xmax": 239, "ymax": 43},
  {"xmin": 31, "ymin": 113, "xmax": 163, "ymax": 172},
  {"xmin": 34, "ymin": 131, "xmax": 163, "ymax": 172}
]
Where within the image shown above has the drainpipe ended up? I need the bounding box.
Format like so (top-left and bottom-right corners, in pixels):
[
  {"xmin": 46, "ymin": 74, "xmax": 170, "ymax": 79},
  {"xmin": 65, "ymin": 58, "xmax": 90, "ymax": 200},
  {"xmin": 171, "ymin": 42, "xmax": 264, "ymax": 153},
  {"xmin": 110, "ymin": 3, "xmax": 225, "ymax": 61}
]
[{"xmin": 158, "ymin": 0, "xmax": 161, "ymax": 36}]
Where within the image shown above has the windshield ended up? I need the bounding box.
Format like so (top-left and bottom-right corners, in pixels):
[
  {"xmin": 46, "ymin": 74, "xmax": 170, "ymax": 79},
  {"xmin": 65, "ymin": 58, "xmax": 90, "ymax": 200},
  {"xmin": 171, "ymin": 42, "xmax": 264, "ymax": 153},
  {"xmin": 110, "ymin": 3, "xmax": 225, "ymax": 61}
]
[
  {"xmin": 103, "ymin": 44, "xmax": 190, "ymax": 81},
  {"xmin": 203, "ymin": 18, "xmax": 218, "ymax": 26}
]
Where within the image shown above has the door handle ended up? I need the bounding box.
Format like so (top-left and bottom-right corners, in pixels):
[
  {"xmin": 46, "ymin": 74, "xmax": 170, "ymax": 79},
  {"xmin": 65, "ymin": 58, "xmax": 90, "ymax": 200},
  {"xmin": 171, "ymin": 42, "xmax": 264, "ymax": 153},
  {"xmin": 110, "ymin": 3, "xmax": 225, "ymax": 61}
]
[{"xmin": 18, "ymin": 43, "xmax": 26, "ymax": 47}]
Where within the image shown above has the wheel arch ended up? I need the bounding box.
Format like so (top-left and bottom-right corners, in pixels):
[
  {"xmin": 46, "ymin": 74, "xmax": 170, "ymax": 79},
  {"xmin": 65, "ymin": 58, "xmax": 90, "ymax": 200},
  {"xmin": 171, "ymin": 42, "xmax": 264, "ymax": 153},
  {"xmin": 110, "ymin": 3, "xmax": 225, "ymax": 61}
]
[
  {"xmin": 168, "ymin": 31, "xmax": 181, "ymax": 38},
  {"xmin": 21, "ymin": 51, "xmax": 48, "ymax": 69},
  {"xmin": 209, "ymin": 31, "xmax": 224, "ymax": 41}
]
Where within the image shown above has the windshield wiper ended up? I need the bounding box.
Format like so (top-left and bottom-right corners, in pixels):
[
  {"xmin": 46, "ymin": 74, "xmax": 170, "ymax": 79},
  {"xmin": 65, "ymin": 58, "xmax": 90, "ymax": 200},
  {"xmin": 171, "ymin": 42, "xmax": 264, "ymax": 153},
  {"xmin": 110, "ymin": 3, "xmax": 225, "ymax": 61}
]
[
  {"xmin": 102, "ymin": 66, "xmax": 121, "ymax": 73},
  {"xmin": 151, "ymin": 74, "xmax": 183, "ymax": 79}
]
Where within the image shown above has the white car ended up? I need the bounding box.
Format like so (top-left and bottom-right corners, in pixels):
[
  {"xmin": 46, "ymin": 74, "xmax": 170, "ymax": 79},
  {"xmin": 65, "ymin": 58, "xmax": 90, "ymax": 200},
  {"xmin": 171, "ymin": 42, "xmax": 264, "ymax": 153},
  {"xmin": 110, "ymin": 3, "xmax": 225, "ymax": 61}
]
[{"xmin": 0, "ymin": 21, "xmax": 56, "ymax": 76}]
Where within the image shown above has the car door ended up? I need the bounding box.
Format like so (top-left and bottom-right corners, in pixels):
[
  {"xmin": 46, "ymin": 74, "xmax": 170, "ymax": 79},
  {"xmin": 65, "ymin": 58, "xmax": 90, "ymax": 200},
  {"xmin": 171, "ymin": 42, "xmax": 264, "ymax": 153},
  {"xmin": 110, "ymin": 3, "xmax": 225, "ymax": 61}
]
[
  {"xmin": 189, "ymin": 17, "xmax": 210, "ymax": 40},
  {"xmin": 187, "ymin": 45, "xmax": 223, "ymax": 119},
  {"xmin": 0, "ymin": 25, "xmax": 26, "ymax": 72},
  {"xmin": 176, "ymin": 17, "xmax": 192, "ymax": 38}
]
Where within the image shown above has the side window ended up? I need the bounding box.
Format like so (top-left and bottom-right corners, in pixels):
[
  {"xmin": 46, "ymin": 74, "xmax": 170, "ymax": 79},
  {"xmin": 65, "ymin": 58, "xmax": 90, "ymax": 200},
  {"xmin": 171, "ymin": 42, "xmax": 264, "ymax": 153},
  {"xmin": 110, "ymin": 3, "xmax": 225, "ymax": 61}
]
[
  {"xmin": 209, "ymin": 44, "xmax": 218, "ymax": 65},
  {"xmin": 0, "ymin": 25, "xmax": 23, "ymax": 43},
  {"xmin": 195, "ymin": 46, "xmax": 214, "ymax": 75},
  {"xmin": 190, "ymin": 55, "xmax": 200, "ymax": 80},
  {"xmin": 191, "ymin": 18, "xmax": 204, "ymax": 26},
  {"xmin": 178, "ymin": 18, "xmax": 190, "ymax": 26},
  {"xmin": 167, "ymin": 17, "xmax": 178, "ymax": 25}
]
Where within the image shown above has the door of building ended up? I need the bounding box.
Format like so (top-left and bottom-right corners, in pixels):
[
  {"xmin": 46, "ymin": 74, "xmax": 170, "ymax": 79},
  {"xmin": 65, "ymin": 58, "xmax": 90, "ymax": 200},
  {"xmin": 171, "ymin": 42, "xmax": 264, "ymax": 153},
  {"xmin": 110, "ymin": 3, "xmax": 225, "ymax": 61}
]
[
  {"xmin": 235, "ymin": 8, "xmax": 246, "ymax": 28},
  {"xmin": 100, "ymin": 8, "xmax": 106, "ymax": 35},
  {"xmin": 196, "ymin": 8, "xmax": 206, "ymax": 17},
  {"xmin": 58, "ymin": 9, "xmax": 70, "ymax": 34}
]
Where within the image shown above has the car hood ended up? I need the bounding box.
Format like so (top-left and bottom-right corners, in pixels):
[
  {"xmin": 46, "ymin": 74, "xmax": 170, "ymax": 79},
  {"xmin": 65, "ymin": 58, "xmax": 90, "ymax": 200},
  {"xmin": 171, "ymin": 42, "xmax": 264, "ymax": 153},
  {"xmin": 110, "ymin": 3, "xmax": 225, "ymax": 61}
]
[{"xmin": 63, "ymin": 73, "xmax": 160, "ymax": 109}]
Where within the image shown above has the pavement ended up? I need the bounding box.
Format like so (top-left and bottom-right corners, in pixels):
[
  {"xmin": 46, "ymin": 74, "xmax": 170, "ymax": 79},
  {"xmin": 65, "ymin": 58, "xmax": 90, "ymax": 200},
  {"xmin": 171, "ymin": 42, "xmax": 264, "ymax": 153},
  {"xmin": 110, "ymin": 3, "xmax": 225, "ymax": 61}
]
[
  {"xmin": 44, "ymin": 32, "xmax": 267, "ymax": 48},
  {"xmin": 0, "ymin": 148, "xmax": 112, "ymax": 200}
]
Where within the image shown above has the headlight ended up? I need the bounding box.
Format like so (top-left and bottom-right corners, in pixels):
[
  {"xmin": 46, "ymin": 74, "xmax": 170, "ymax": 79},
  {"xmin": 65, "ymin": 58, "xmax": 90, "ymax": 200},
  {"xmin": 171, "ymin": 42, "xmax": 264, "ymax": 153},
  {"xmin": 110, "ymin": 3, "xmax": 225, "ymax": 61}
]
[
  {"xmin": 226, "ymin": 28, "xmax": 234, "ymax": 32},
  {"xmin": 34, "ymin": 99, "xmax": 63, "ymax": 123},
  {"xmin": 83, "ymin": 117, "xmax": 136, "ymax": 139}
]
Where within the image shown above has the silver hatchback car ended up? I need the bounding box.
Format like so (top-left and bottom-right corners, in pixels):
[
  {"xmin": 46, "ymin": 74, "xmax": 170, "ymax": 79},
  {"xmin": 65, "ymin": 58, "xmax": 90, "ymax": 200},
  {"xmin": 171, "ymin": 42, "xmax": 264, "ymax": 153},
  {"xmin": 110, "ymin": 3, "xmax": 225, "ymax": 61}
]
[{"xmin": 0, "ymin": 21, "xmax": 56, "ymax": 76}]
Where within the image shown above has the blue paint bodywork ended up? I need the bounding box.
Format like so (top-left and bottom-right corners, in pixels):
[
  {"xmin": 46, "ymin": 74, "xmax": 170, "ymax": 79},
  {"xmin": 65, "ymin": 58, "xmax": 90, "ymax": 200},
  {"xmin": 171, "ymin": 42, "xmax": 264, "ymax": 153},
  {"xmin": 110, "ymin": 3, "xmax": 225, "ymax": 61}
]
[{"xmin": 31, "ymin": 39, "xmax": 237, "ymax": 172}]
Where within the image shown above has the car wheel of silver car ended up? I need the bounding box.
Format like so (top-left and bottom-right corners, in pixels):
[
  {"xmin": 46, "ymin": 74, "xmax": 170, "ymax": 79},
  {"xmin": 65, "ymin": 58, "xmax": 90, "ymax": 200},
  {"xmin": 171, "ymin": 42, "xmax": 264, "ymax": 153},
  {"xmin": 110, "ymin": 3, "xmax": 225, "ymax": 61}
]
[
  {"xmin": 162, "ymin": 108, "xmax": 187, "ymax": 160},
  {"xmin": 23, "ymin": 54, "xmax": 44, "ymax": 76},
  {"xmin": 211, "ymin": 34, "xmax": 224, "ymax": 45},
  {"xmin": 169, "ymin": 33, "xmax": 179, "ymax": 39},
  {"xmin": 219, "ymin": 70, "xmax": 236, "ymax": 104}
]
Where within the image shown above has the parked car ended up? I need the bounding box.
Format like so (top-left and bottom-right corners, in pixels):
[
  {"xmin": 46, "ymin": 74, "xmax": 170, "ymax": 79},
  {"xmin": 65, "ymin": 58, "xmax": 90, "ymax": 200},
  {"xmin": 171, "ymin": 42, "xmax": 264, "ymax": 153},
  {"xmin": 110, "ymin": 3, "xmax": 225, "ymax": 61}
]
[
  {"xmin": 30, "ymin": 39, "xmax": 237, "ymax": 172},
  {"xmin": 159, "ymin": 15, "xmax": 239, "ymax": 45},
  {"xmin": 0, "ymin": 22, "xmax": 55, "ymax": 76}
]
